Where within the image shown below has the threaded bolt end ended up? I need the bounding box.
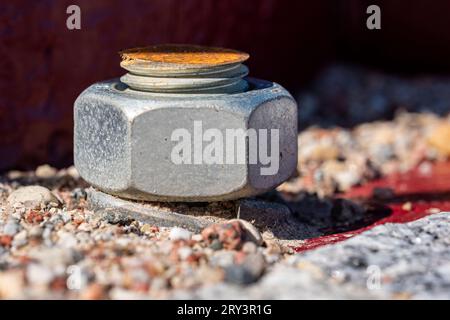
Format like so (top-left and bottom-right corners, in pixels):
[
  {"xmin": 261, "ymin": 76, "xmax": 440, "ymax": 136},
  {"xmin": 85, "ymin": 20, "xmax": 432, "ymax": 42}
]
[{"xmin": 118, "ymin": 44, "xmax": 250, "ymax": 94}]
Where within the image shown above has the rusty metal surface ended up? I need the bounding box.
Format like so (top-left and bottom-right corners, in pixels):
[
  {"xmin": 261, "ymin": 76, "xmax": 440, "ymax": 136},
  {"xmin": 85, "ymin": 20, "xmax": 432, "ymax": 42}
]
[{"xmin": 120, "ymin": 44, "xmax": 249, "ymax": 67}]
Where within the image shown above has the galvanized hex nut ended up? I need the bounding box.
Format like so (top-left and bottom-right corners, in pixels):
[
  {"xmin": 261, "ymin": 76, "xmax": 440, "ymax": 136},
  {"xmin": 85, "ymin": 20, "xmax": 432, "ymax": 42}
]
[
  {"xmin": 74, "ymin": 78, "xmax": 297, "ymax": 202},
  {"xmin": 74, "ymin": 45, "xmax": 297, "ymax": 202}
]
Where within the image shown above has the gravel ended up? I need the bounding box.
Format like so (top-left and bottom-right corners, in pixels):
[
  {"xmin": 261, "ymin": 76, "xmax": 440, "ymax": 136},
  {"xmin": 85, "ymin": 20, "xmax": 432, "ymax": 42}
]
[
  {"xmin": 0, "ymin": 160, "xmax": 448, "ymax": 299},
  {"xmin": 172, "ymin": 212, "xmax": 450, "ymax": 299},
  {"xmin": 2, "ymin": 66, "xmax": 450, "ymax": 300}
]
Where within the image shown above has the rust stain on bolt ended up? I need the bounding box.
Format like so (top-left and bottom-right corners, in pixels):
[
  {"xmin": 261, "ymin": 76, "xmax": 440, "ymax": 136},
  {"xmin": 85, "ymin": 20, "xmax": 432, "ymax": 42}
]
[{"xmin": 119, "ymin": 44, "xmax": 249, "ymax": 67}]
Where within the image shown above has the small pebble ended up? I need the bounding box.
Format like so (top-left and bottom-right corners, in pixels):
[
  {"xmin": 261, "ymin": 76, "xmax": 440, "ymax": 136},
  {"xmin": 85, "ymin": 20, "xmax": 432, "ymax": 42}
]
[
  {"xmin": 209, "ymin": 239, "xmax": 223, "ymax": 251},
  {"xmin": 7, "ymin": 186, "xmax": 60, "ymax": 209},
  {"xmin": 224, "ymin": 252, "xmax": 266, "ymax": 285},
  {"xmin": 0, "ymin": 271, "xmax": 24, "ymax": 299},
  {"xmin": 26, "ymin": 264, "xmax": 54, "ymax": 286},
  {"xmin": 210, "ymin": 250, "xmax": 235, "ymax": 268},
  {"xmin": 61, "ymin": 211, "xmax": 72, "ymax": 224},
  {"xmin": 12, "ymin": 230, "xmax": 28, "ymax": 248},
  {"xmin": 169, "ymin": 227, "xmax": 192, "ymax": 241},
  {"xmin": 3, "ymin": 220, "xmax": 20, "ymax": 236},
  {"xmin": 29, "ymin": 226, "xmax": 43, "ymax": 239},
  {"xmin": 402, "ymin": 202, "xmax": 413, "ymax": 211},
  {"xmin": 178, "ymin": 247, "xmax": 193, "ymax": 260},
  {"xmin": 140, "ymin": 224, "xmax": 158, "ymax": 234},
  {"xmin": 191, "ymin": 234, "xmax": 203, "ymax": 242},
  {"xmin": 229, "ymin": 219, "xmax": 263, "ymax": 246},
  {"xmin": 35, "ymin": 164, "xmax": 57, "ymax": 178},
  {"xmin": 242, "ymin": 241, "xmax": 257, "ymax": 254},
  {"xmin": 57, "ymin": 231, "xmax": 77, "ymax": 248}
]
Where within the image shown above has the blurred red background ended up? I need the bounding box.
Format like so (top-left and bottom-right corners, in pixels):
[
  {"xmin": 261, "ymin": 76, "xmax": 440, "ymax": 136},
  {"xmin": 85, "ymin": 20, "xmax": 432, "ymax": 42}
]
[{"xmin": 2, "ymin": 0, "xmax": 450, "ymax": 171}]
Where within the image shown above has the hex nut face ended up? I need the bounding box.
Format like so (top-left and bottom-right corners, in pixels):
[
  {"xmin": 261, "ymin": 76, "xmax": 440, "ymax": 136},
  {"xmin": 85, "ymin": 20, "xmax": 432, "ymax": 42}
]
[
  {"xmin": 74, "ymin": 78, "xmax": 297, "ymax": 201},
  {"xmin": 74, "ymin": 90, "xmax": 131, "ymax": 192}
]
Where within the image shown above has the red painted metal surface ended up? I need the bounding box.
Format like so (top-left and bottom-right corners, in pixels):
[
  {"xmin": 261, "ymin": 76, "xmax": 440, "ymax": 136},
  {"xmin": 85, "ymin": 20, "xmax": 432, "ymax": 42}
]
[{"xmin": 295, "ymin": 162, "xmax": 450, "ymax": 252}]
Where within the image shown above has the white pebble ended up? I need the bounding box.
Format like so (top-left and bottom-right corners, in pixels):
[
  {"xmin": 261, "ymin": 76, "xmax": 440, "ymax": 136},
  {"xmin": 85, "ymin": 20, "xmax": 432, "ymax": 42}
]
[
  {"xmin": 12, "ymin": 230, "xmax": 28, "ymax": 248},
  {"xmin": 169, "ymin": 227, "xmax": 192, "ymax": 241},
  {"xmin": 3, "ymin": 220, "xmax": 20, "ymax": 236},
  {"xmin": 242, "ymin": 241, "xmax": 257, "ymax": 254},
  {"xmin": 192, "ymin": 234, "xmax": 203, "ymax": 242},
  {"xmin": 26, "ymin": 264, "xmax": 54, "ymax": 286},
  {"xmin": 178, "ymin": 247, "xmax": 193, "ymax": 260},
  {"xmin": 7, "ymin": 186, "xmax": 60, "ymax": 209},
  {"xmin": 61, "ymin": 211, "xmax": 72, "ymax": 224},
  {"xmin": 57, "ymin": 231, "xmax": 78, "ymax": 248}
]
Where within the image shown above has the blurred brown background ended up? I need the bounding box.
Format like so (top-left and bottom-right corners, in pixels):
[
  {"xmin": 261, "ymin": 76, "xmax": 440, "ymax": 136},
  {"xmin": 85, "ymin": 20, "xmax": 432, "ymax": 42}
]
[{"xmin": 2, "ymin": 0, "xmax": 450, "ymax": 171}]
